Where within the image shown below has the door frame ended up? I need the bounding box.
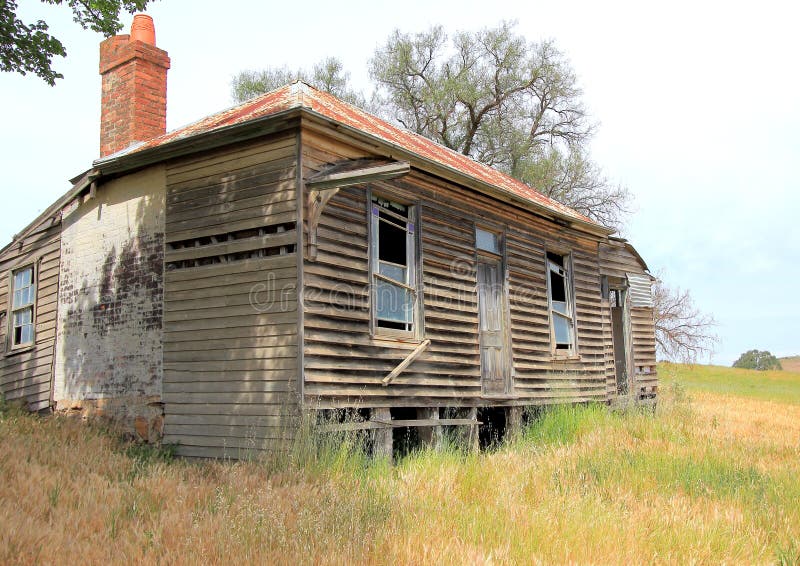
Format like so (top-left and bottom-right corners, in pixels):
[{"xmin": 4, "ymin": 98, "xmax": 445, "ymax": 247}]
[
  {"xmin": 475, "ymin": 226, "xmax": 513, "ymax": 397},
  {"xmin": 609, "ymin": 284, "xmax": 633, "ymax": 397}
]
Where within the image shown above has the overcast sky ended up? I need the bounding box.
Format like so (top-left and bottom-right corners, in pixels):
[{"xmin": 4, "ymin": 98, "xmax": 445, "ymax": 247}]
[{"xmin": 1, "ymin": 0, "xmax": 797, "ymax": 365}]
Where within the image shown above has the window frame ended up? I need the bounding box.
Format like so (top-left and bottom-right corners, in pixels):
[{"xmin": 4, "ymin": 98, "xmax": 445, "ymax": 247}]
[
  {"xmin": 7, "ymin": 263, "xmax": 37, "ymax": 352},
  {"xmin": 545, "ymin": 250, "xmax": 578, "ymax": 357},
  {"xmin": 368, "ymin": 189, "xmax": 423, "ymax": 340}
]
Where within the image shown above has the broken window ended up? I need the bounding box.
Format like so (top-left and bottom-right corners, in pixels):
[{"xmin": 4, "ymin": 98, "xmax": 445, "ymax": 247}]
[
  {"xmin": 546, "ymin": 252, "xmax": 576, "ymax": 353},
  {"xmin": 370, "ymin": 195, "xmax": 418, "ymax": 334},
  {"xmin": 10, "ymin": 266, "xmax": 35, "ymax": 347}
]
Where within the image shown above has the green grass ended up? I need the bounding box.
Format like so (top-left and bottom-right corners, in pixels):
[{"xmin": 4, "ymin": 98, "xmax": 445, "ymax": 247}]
[
  {"xmin": 661, "ymin": 361, "xmax": 800, "ymax": 404},
  {"xmin": 2, "ymin": 365, "xmax": 800, "ymax": 563}
]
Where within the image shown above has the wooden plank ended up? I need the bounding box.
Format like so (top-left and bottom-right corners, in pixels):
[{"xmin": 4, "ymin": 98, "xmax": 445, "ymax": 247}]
[
  {"xmin": 165, "ymin": 254, "xmax": 296, "ymax": 282},
  {"xmin": 166, "ymin": 199, "xmax": 297, "ymax": 233},
  {"xmin": 164, "ymin": 357, "xmax": 297, "ymax": 372},
  {"xmin": 164, "ymin": 323, "xmax": 297, "ymax": 342},
  {"xmin": 165, "ymin": 231, "xmax": 296, "ymax": 263},
  {"xmin": 166, "ymin": 211, "xmax": 297, "ymax": 244},
  {"xmin": 164, "ymin": 345, "xmax": 297, "ymax": 362},
  {"xmin": 165, "ymin": 414, "xmax": 287, "ymax": 427},
  {"xmin": 383, "ymin": 339, "xmax": 431, "ymax": 385},
  {"xmin": 165, "ymin": 369, "xmax": 295, "ymax": 383},
  {"xmin": 163, "ymin": 380, "xmax": 293, "ymax": 394},
  {"xmin": 164, "ymin": 309, "xmax": 297, "ymax": 332}
]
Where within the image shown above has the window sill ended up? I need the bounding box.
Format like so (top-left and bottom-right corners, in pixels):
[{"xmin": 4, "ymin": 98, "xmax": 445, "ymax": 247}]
[
  {"xmin": 550, "ymin": 354, "xmax": 581, "ymax": 362},
  {"xmin": 5, "ymin": 344, "xmax": 35, "ymax": 358},
  {"xmin": 371, "ymin": 335, "xmax": 423, "ymax": 348}
]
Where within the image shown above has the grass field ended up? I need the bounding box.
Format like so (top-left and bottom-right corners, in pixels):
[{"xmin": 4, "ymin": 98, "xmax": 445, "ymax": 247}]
[
  {"xmin": 781, "ymin": 356, "xmax": 800, "ymax": 373},
  {"xmin": 1, "ymin": 364, "xmax": 799, "ymax": 564}
]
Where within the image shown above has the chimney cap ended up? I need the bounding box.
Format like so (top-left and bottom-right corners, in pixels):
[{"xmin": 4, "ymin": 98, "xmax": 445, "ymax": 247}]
[{"xmin": 130, "ymin": 14, "xmax": 156, "ymax": 45}]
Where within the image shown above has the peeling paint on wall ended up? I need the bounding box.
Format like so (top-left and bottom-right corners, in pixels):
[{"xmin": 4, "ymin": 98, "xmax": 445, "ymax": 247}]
[{"xmin": 53, "ymin": 166, "xmax": 166, "ymax": 435}]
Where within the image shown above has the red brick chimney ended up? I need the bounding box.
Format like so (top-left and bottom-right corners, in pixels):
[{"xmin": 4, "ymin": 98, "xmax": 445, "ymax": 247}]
[{"xmin": 99, "ymin": 14, "xmax": 170, "ymax": 157}]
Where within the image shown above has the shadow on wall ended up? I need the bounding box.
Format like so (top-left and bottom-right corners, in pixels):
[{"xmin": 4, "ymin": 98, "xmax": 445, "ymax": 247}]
[{"xmin": 58, "ymin": 184, "xmax": 165, "ymax": 434}]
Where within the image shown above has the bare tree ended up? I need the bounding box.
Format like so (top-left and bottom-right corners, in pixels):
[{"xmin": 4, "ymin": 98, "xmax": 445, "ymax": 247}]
[
  {"xmin": 652, "ymin": 279, "xmax": 717, "ymax": 362},
  {"xmin": 370, "ymin": 22, "xmax": 630, "ymax": 228},
  {"xmin": 231, "ymin": 22, "xmax": 630, "ymax": 228}
]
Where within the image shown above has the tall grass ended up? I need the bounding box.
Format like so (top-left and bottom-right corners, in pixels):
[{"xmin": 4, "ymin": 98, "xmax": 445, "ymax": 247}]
[
  {"xmin": 1, "ymin": 364, "xmax": 799, "ymax": 563},
  {"xmin": 662, "ymin": 361, "xmax": 800, "ymax": 404}
]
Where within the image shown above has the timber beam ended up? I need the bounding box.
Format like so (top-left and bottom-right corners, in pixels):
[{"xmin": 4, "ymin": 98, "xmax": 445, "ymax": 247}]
[{"xmin": 305, "ymin": 160, "xmax": 410, "ymax": 260}]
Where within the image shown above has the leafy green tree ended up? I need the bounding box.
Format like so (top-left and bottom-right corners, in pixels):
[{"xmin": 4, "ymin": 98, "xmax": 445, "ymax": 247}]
[
  {"xmin": 732, "ymin": 350, "xmax": 782, "ymax": 371},
  {"xmin": 231, "ymin": 22, "xmax": 629, "ymax": 227},
  {"xmin": 231, "ymin": 57, "xmax": 366, "ymax": 108},
  {"xmin": 0, "ymin": 0, "xmax": 152, "ymax": 85}
]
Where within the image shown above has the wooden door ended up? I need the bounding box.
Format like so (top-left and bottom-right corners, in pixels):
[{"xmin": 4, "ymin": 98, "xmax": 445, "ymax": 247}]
[
  {"xmin": 477, "ymin": 258, "xmax": 510, "ymax": 395},
  {"xmin": 611, "ymin": 288, "xmax": 631, "ymax": 396}
]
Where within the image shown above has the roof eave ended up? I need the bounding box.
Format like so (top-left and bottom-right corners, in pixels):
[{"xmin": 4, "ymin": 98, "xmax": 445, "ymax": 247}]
[
  {"xmin": 93, "ymin": 107, "xmax": 304, "ymax": 176},
  {"xmin": 0, "ymin": 169, "xmax": 98, "ymax": 258},
  {"xmin": 92, "ymin": 103, "xmax": 613, "ymax": 238},
  {"xmin": 298, "ymin": 109, "xmax": 614, "ymax": 238},
  {"xmin": 608, "ymin": 236, "xmax": 650, "ymax": 272}
]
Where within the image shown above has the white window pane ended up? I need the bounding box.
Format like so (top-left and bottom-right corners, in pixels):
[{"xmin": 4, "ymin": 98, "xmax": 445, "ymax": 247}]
[
  {"xmin": 379, "ymin": 262, "xmax": 406, "ymax": 283},
  {"xmin": 376, "ymin": 280, "xmax": 412, "ymax": 323},
  {"xmin": 476, "ymin": 228, "xmax": 499, "ymax": 254},
  {"xmin": 14, "ymin": 269, "xmax": 31, "ymax": 288},
  {"xmin": 552, "ymin": 300, "xmax": 568, "ymax": 315},
  {"xmin": 20, "ymin": 325, "xmax": 33, "ymax": 344},
  {"xmin": 14, "ymin": 308, "xmax": 32, "ymax": 326},
  {"xmin": 553, "ymin": 313, "xmax": 572, "ymax": 345}
]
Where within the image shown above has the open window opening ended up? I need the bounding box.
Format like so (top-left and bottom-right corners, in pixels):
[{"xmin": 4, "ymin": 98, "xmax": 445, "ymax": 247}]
[
  {"xmin": 546, "ymin": 251, "xmax": 576, "ymax": 353},
  {"xmin": 371, "ymin": 195, "xmax": 417, "ymax": 335},
  {"xmin": 10, "ymin": 266, "xmax": 35, "ymax": 348}
]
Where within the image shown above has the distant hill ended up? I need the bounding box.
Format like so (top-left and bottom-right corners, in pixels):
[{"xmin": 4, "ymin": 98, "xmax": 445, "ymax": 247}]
[{"xmin": 779, "ymin": 356, "xmax": 800, "ymax": 373}]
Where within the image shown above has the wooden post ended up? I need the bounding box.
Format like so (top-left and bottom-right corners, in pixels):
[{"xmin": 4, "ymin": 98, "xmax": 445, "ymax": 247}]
[
  {"xmin": 505, "ymin": 406, "xmax": 523, "ymax": 441},
  {"xmin": 416, "ymin": 407, "xmax": 442, "ymax": 449},
  {"xmin": 465, "ymin": 407, "xmax": 479, "ymax": 451},
  {"xmin": 371, "ymin": 408, "xmax": 393, "ymax": 460}
]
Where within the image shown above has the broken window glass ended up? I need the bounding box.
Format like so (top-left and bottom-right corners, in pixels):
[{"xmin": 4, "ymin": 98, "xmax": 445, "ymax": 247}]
[
  {"xmin": 371, "ymin": 196, "xmax": 417, "ymax": 333},
  {"xmin": 547, "ymin": 252, "xmax": 575, "ymax": 352}
]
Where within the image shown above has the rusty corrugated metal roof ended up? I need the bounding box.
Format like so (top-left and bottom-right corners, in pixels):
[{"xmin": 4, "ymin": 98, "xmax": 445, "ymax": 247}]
[{"xmin": 126, "ymin": 81, "xmax": 595, "ymax": 225}]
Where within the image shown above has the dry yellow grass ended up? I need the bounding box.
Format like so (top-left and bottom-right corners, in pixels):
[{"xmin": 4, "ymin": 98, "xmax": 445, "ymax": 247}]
[{"xmin": 1, "ymin": 366, "xmax": 799, "ymax": 564}]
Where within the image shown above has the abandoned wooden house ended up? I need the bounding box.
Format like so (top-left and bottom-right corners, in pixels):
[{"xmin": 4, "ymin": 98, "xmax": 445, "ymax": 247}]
[{"xmin": 0, "ymin": 15, "xmax": 657, "ymax": 458}]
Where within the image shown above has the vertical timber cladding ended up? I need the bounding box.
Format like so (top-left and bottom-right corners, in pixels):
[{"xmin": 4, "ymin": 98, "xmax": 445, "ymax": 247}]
[
  {"xmin": 162, "ymin": 133, "xmax": 300, "ymax": 459},
  {"xmin": 599, "ymin": 241, "xmax": 658, "ymax": 396},
  {"xmin": 0, "ymin": 221, "xmax": 61, "ymax": 411},
  {"xmin": 301, "ymin": 125, "xmax": 608, "ymax": 408}
]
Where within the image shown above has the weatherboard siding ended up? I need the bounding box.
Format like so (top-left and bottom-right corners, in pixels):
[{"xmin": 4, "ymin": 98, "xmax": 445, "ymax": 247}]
[
  {"xmin": 599, "ymin": 241, "xmax": 658, "ymax": 395},
  {"xmin": 301, "ymin": 126, "xmax": 610, "ymax": 408},
  {"xmin": 162, "ymin": 133, "xmax": 300, "ymax": 459},
  {"xmin": 0, "ymin": 222, "xmax": 61, "ymax": 412}
]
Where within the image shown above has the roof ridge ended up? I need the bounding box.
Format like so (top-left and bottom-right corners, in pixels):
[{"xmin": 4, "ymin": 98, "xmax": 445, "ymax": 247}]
[{"xmin": 289, "ymin": 80, "xmax": 312, "ymax": 108}]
